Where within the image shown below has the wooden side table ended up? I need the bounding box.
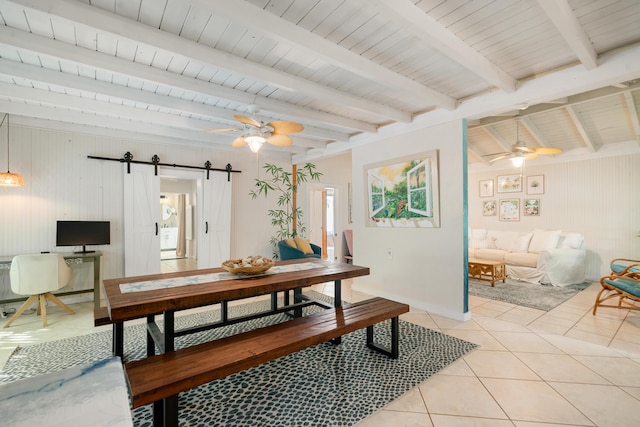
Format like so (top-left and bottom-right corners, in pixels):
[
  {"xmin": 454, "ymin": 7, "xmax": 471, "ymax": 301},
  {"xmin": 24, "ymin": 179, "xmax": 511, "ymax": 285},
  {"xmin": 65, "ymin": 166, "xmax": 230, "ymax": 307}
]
[{"xmin": 468, "ymin": 258, "xmax": 506, "ymax": 287}]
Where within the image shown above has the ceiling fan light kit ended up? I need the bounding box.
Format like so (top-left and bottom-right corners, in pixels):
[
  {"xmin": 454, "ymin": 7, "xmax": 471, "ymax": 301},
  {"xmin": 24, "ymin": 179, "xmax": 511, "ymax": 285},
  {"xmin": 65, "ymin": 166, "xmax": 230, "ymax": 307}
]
[
  {"xmin": 203, "ymin": 106, "xmax": 303, "ymax": 153},
  {"xmin": 484, "ymin": 117, "xmax": 562, "ymax": 166}
]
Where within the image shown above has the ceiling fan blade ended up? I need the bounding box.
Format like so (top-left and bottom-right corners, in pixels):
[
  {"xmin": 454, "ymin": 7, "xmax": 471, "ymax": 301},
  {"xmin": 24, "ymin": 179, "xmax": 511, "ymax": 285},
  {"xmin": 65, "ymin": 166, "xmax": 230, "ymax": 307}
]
[
  {"xmin": 489, "ymin": 154, "xmax": 510, "ymax": 162},
  {"xmin": 534, "ymin": 147, "xmax": 562, "ymax": 155},
  {"xmin": 266, "ymin": 133, "xmax": 293, "ymax": 146},
  {"xmin": 233, "ymin": 115, "xmax": 261, "ymax": 128},
  {"xmin": 525, "ymin": 152, "xmax": 539, "ymax": 160},
  {"xmin": 513, "ymin": 145, "xmax": 535, "ymax": 153},
  {"xmin": 202, "ymin": 127, "xmax": 241, "ymax": 133},
  {"xmin": 482, "ymin": 151, "xmax": 509, "ymax": 157},
  {"xmin": 267, "ymin": 121, "xmax": 304, "ymax": 134},
  {"xmin": 231, "ymin": 136, "xmax": 246, "ymax": 148}
]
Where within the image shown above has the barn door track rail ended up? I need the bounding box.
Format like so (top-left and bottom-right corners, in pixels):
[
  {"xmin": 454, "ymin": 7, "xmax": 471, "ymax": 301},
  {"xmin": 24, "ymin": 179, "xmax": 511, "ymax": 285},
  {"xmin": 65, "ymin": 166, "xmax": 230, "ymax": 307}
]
[{"xmin": 88, "ymin": 152, "xmax": 240, "ymax": 181}]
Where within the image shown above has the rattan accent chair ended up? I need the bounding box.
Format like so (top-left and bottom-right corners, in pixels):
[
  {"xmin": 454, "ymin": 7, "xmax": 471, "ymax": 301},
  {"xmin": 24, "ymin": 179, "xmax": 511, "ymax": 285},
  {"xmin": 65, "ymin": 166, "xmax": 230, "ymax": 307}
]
[{"xmin": 592, "ymin": 259, "xmax": 640, "ymax": 315}]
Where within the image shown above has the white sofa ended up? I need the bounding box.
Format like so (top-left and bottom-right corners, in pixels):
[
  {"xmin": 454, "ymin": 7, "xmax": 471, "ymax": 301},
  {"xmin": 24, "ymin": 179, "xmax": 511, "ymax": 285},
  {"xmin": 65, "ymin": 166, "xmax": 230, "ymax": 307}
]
[{"xmin": 468, "ymin": 228, "xmax": 586, "ymax": 287}]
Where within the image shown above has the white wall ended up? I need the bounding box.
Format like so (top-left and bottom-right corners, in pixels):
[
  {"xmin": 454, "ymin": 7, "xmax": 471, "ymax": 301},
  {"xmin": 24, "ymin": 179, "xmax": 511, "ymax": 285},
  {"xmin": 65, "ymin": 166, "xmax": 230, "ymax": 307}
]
[
  {"xmin": 0, "ymin": 123, "xmax": 291, "ymax": 300},
  {"xmin": 468, "ymin": 154, "xmax": 640, "ymax": 280},
  {"xmin": 351, "ymin": 120, "xmax": 468, "ymax": 321}
]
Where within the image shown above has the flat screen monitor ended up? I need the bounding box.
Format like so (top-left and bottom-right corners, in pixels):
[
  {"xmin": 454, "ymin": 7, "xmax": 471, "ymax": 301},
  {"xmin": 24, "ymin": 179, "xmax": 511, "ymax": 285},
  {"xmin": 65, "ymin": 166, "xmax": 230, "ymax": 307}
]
[{"xmin": 56, "ymin": 221, "xmax": 111, "ymax": 253}]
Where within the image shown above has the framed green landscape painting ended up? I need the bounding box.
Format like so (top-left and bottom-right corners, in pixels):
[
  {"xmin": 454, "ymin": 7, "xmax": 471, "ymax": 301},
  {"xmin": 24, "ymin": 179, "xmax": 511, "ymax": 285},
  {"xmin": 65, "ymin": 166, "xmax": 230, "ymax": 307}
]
[{"xmin": 364, "ymin": 150, "xmax": 440, "ymax": 228}]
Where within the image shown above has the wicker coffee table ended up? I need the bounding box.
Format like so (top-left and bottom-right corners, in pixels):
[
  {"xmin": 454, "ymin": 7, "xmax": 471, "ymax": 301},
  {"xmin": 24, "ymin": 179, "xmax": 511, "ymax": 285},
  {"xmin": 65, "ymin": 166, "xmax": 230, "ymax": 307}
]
[{"xmin": 468, "ymin": 258, "xmax": 506, "ymax": 287}]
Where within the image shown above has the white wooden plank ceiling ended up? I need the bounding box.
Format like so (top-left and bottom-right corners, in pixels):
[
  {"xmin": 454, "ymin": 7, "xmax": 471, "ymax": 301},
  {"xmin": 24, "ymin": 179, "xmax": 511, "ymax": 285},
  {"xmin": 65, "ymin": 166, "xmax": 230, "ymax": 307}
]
[{"xmin": 0, "ymin": 0, "xmax": 638, "ymax": 165}]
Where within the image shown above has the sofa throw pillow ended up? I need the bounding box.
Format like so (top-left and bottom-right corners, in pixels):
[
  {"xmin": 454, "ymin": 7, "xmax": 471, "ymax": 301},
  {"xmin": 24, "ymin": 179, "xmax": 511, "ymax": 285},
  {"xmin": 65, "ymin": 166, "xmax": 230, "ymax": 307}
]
[
  {"xmin": 509, "ymin": 232, "xmax": 533, "ymax": 253},
  {"xmin": 470, "ymin": 228, "xmax": 487, "ymax": 240},
  {"xmin": 529, "ymin": 229, "xmax": 561, "ymax": 253},
  {"xmin": 470, "ymin": 237, "xmax": 496, "ymax": 249},
  {"xmin": 559, "ymin": 233, "xmax": 584, "ymax": 249},
  {"xmin": 294, "ymin": 236, "xmax": 314, "ymax": 255},
  {"xmin": 284, "ymin": 238, "xmax": 296, "ymax": 248}
]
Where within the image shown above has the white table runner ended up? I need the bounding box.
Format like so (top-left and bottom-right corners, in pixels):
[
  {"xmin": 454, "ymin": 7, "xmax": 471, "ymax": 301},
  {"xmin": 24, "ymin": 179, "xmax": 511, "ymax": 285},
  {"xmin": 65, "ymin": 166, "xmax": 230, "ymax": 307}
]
[{"xmin": 119, "ymin": 261, "xmax": 325, "ymax": 294}]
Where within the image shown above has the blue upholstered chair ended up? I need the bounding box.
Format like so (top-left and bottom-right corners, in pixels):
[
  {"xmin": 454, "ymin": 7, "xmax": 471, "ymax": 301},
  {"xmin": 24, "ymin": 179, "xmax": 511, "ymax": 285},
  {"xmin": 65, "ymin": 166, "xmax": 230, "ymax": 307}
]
[
  {"xmin": 278, "ymin": 239, "xmax": 322, "ymax": 260},
  {"xmin": 593, "ymin": 263, "xmax": 640, "ymax": 315}
]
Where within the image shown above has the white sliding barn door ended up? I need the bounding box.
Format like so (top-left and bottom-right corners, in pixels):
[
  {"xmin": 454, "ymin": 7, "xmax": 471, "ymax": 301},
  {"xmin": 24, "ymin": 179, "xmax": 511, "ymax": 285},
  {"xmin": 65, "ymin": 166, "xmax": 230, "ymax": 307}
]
[
  {"xmin": 124, "ymin": 164, "xmax": 160, "ymax": 276},
  {"xmin": 198, "ymin": 175, "xmax": 232, "ymax": 269}
]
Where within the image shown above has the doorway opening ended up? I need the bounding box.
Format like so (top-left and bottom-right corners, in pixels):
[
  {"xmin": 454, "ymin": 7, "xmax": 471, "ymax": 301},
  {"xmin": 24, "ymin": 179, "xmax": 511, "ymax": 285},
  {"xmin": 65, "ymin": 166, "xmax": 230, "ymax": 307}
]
[
  {"xmin": 309, "ymin": 186, "xmax": 337, "ymax": 262},
  {"xmin": 160, "ymin": 175, "xmax": 198, "ymax": 273}
]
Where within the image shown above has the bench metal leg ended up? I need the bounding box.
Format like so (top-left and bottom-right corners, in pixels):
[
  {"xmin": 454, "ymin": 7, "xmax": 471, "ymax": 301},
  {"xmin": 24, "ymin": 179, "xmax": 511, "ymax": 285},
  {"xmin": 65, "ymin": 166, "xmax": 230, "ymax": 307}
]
[
  {"xmin": 366, "ymin": 316, "xmax": 400, "ymax": 359},
  {"xmin": 152, "ymin": 394, "xmax": 178, "ymax": 427},
  {"xmin": 153, "ymin": 399, "xmax": 164, "ymax": 427}
]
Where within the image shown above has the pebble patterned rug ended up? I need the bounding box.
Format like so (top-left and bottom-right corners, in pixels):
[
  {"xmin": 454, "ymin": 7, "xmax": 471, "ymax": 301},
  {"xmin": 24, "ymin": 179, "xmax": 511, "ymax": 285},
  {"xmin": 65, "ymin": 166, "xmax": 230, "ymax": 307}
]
[
  {"xmin": 469, "ymin": 278, "xmax": 592, "ymax": 311},
  {"xmin": 1, "ymin": 292, "xmax": 477, "ymax": 427}
]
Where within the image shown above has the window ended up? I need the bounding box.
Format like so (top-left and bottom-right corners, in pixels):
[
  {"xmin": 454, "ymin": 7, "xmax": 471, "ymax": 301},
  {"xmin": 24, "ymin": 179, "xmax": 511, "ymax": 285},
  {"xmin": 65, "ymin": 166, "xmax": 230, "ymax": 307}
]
[{"xmin": 407, "ymin": 160, "xmax": 432, "ymax": 217}]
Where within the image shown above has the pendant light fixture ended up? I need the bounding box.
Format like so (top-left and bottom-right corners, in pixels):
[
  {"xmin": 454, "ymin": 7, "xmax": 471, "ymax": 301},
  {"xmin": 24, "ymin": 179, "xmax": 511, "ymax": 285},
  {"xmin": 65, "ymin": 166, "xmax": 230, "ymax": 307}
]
[{"xmin": 0, "ymin": 113, "xmax": 25, "ymax": 187}]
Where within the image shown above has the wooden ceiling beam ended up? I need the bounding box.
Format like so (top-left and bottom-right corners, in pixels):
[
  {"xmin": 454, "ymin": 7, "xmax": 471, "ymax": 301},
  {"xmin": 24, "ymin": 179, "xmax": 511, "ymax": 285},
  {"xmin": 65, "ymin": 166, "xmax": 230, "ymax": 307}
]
[
  {"xmin": 537, "ymin": 0, "xmax": 598, "ymax": 70},
  {"xmin": 193, "ymin": 0, "xmax": 457, "ymax": 110},
  {"xmin": 8, "ymin": 0, "xmax": 412, "ymax": 123},
  {"xmin": 357, "ymin": 0, "xmax": 517, "ymax": 93}
]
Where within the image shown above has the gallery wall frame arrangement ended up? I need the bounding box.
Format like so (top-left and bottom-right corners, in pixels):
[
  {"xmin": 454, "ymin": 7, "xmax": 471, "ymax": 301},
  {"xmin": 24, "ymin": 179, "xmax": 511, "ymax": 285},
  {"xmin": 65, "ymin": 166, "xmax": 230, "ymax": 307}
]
[
  {"xmin": 497, "ymin": 174, "xmax": 522, "ymax": 193},
  {"xmin": 364, "ymin": 149, "xmax": 440, "ymax": 228},
  {"xmin": 526, "ymin": 175, "xmax": 544, "ymax": 195},
  {"xmin": 524, "ymin": 199, "xmax": 540, "ymax": 216},
  {"xmin": 499, "ymin": 199, "xmax": 520, "ymax": 221},
  {"xmin": 479, "ymin": 179, "xmax": 493, "ymax": 197},
  {"xmin": 483, "ymin": 200, "xmax": 496, "ymax": 216}
]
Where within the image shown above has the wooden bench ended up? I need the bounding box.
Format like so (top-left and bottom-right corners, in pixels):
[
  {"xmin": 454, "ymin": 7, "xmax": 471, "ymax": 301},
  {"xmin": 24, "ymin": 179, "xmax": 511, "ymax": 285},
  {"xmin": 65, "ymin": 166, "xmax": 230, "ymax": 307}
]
[{"xmin": 124, "ymin": 297, "xmax": 409, "ymax": 427}]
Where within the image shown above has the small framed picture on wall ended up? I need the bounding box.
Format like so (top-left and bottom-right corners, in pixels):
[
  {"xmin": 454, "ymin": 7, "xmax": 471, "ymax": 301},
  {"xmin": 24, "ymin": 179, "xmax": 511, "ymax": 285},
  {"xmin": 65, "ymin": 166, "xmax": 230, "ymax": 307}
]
[
  {"xmin": 499, "ymin": 199, "xmax": 520, "ymax": 221},
  {"xmin": 479, "ymin": 179, "xmax": 493, "ymax": 197},
  {"xmin": 527, "ymin": 175, "xmax": 544, "ymax": 195},
  {"xmin": 524, "ymin": 199, "xmax": 540, "ymax": 216},
  {"xmin": 497, "ymin": 174, "xmax": 522, "ymax": 193},
  {"xmin": 483, "ymin": 200, "xmax": 496, "ymax": 216}
]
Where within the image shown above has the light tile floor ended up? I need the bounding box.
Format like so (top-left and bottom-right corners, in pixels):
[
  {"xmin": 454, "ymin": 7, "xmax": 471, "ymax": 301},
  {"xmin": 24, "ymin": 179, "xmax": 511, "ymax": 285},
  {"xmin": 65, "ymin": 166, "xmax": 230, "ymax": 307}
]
[{"xmin": 1, "ymin": 279, "xmax": 639, "ymax": 427}]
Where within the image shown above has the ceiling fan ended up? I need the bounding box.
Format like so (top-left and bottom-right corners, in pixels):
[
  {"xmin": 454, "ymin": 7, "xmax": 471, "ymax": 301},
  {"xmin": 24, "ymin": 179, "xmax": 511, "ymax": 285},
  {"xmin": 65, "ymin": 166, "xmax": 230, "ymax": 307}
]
[
  {"xmin": 484, "ymin": 118, "xmax": 562, "ymax": 166},
  {"xmin": 203, "ymin": 105, "xmax": 304, "ymax": 153}
]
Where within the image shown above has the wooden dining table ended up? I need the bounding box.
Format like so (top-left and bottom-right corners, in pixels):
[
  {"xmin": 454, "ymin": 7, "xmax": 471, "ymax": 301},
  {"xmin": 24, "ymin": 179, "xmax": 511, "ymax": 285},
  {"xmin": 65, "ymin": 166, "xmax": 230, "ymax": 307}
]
[{"xmin": 102, "ymin": 259, "xmax": 370, "ymax": 359}]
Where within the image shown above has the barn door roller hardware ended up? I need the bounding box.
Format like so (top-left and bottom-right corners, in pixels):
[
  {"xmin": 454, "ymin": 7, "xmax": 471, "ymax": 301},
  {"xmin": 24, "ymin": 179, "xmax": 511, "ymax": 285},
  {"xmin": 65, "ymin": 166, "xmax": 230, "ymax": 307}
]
[{"xmin": 88, "ymin": 152, "xmax": 240, "ymax": 181}]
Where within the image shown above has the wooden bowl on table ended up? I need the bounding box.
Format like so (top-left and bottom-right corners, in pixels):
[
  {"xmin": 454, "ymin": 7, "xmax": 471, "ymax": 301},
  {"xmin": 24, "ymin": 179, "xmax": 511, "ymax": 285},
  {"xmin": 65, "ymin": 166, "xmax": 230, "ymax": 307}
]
[{"xmin": 222, "ymin": 256, "xmax": 274, "ymax": 275}]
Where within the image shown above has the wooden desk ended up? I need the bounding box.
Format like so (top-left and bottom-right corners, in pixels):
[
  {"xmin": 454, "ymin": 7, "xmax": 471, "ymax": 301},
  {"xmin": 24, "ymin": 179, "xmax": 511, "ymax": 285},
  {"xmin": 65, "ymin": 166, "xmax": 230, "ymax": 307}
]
[
  {"xmin": 0, "ymin": 252, "xmax": 102, "ymax": 308},
  {"xmin": 102, "ymin": 259, "xmax": 370, "ymax": 358}
]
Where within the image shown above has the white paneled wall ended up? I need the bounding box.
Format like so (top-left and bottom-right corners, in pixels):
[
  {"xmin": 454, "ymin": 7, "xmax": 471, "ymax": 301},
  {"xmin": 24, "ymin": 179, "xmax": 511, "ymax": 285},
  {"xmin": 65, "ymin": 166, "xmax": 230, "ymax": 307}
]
[
  {"xmin": 0, "ymin": 123, "xmax": 290, "ymax": 304},
  {"xmin": 469, "ymin": 154, "xmax": 640, "ymax": 280}
]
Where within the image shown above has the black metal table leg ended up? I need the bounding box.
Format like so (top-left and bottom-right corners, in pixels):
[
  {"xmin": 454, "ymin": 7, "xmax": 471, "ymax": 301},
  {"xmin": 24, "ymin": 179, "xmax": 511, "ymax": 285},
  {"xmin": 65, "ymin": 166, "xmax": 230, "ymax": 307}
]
[
  {"xmin": 332, "ymin": 279, "xmax": 342, "ymax": 344},
  {"xmin": 334, "ymin": 279, "xmax": 342, "ymax": 307},
  {"xmin": 294, "ymin": 288, "xmax": 303, "ymax": 318},
  {"xmin": 113, "ymin": 322, "xmax": 124, "ymax": 357},
  {"xmin": 221, "ymin": 301, "xmax": 228, "ymax": 322},
  {"xmin": 164, "ymin": 310, "xmax": 175, "ymax": 352},
  {"xmin": 147, "ymin": 314, "xmax": 156, "ymax": 357},
  {"xmin": 270, "ymin": 291, "xmax": 278, "ymax": 311}
]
